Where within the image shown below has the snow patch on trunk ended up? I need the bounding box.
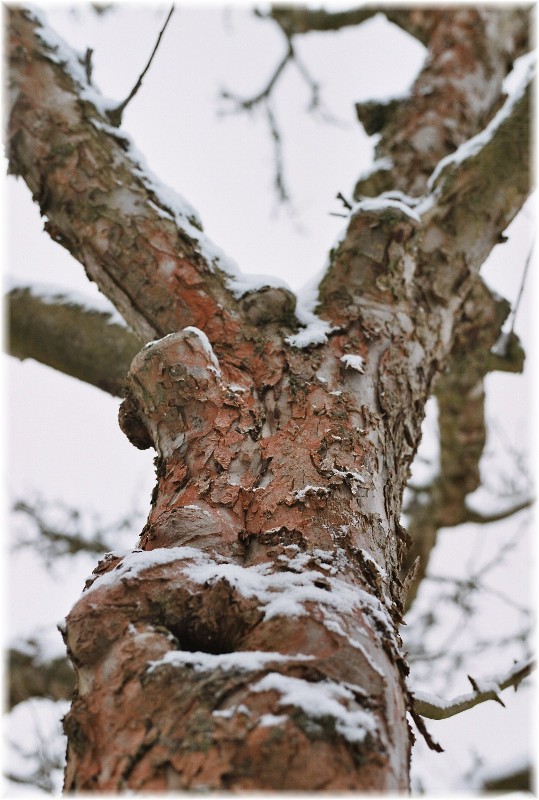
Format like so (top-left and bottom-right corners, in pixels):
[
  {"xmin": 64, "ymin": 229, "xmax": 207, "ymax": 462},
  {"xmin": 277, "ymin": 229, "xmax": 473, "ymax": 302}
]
[
  {"xmin": 252, "ymin": 673, "xmax": 378, "ymax": 744},
  {"xmin": 340, "ymin": 354, "xmax": 365, "ymax": 373},
  {"xmin": 286, "ymin": 266, "xmax": 337, "ymax": 348},
  {"xmin": 147, "ymin": 650, "xmax": 313, "ymax": 674},
  {"xmin": 183, "ymin": 326, "xmax": 221, "ymax": 374}
]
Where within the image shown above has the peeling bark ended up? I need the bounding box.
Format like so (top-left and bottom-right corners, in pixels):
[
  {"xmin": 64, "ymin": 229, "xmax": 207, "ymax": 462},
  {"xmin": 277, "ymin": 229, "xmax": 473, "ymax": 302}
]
[
  {"xmin": 7, "ymin": 4, "xmax": 532, "ymax": 793},
  {"xmin": 65, "ymin": 325, "xmax": 416, "ymax": 790},
  {"xmin": 354, "ymin": 8, "xmax": 529, "ymax": 197}
]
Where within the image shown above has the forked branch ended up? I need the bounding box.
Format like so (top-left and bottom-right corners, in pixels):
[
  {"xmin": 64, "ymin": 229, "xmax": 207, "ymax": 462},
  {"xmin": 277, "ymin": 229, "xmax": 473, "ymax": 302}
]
[{"xmin": 413, "ymin": 658, "xmax": 534, "ymax": 720}]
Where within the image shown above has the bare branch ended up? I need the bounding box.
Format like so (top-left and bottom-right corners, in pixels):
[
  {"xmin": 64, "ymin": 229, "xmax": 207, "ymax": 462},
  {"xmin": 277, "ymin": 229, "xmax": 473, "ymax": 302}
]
[
  {"xmin": 219, "ymin": 24, "xmax": 343, "ymax": 205},
  {"xmin": 220, "ymin": 37, "xmax": 294, "ymax": 111},
  {"xmin": 106, "ymin": 5, "xmax": 175, "ymax": 127},
  {"xmin": 464, "ymin": 498, "xmax": 534, "ymax": 525},
  {"xmin": 263, "ymin": 6, "xmax": 441, "ymax": 45},
  {"xmin": 402, "ymin": 278, "xmax": 528, "ymax": 607},
  {"xmin": 413, "ymin": 658, "xmax": 534, "ymax": 720},
  {"xmin": 12, "ymin": 497, "xmax": 141, "ymax": 563},
  {"xmin": 482, "ymin": 765, "xmax": 531, "ymax": 792},
  {"xmin": 7, "ymin": 285, "xmax": 141, "ymax": 396},
  {"xmin": 9, "ymin": 645, "xmax": 74, "ymax": 710},
  {"xmin": 264, "ymin": 105, "xmax": 289, "ymax": 204},
  {"xmin": 13, "ymin": 499, "xmax": 114, "ymax": 558}
]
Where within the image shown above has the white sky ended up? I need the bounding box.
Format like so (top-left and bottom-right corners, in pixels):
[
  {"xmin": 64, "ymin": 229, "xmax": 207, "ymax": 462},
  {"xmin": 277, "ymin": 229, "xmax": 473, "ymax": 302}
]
[{"xmin": 3, "ymin": 3, "xmax": 535, "ymax": 794}]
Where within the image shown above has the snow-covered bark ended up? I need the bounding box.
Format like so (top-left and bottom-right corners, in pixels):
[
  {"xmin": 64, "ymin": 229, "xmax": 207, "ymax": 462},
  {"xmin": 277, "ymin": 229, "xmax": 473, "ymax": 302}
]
[
  {"xmin": 7, "ymin": 5, "xmax": 532, "ymax": 792},
  {"xmin": 353, "ymin": 7, "xmax": 530, "ymax": 197}
]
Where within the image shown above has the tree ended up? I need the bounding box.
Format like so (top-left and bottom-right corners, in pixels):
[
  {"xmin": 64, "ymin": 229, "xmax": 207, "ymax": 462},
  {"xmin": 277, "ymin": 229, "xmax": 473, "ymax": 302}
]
[{"xmin": 6, "ymin": 3, "xmax": 534, "ymax": 792}]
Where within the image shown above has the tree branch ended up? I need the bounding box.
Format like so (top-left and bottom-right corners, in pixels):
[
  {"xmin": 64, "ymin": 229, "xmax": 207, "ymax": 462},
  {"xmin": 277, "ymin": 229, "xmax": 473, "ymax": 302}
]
[
  {"xmin": 464, "ymin": 498, "xmax": 534, "ymax": 525},
  {"xmin": 482, "ymin": 765, "xmax": 531, "ymax": 792},
  {"xmin": 413, "ymin": 658, "xmax": 534, "ymax": 720},
  {"xmin": 220, "ymin": 37, "xmax": 294, "ymax": 111},
  {"xmin": 402, "ymin": 279, "xmax": 528, "ymax": 607},
  {"xmin": 353, "ymin": 8, "xmax": 530, "ymax": 198},
  {"xmin": 12, "ymin": 498, "xmax": 118, "ymax": 559},
  {"xmin": 7, "ymin": 7, "xmax": 268, "ymax": 356},
  {"xmin": 219, "ymin": 28, "xmax": 329, "ymax": 205},
  {"xmin": 9, "ymin": 641, "xmax": 74, "ymax": 710},
  {"xmin": 264, "ymin": 6, "xmax": 440, "ymax": 45},
  {"xmin": 11, "ymin": 497, "xmax": 143, "ymax": 568},
  {"xmin": 7, "ymin": 285, "xmax": 141, "ymax": 396},
  {"xmin": 106, "ymin": 5, "xmax": 175, "ymax": 127},
  {"xmin": 423, "ymin": 72, "xmax": 532, "ymax": 275}
]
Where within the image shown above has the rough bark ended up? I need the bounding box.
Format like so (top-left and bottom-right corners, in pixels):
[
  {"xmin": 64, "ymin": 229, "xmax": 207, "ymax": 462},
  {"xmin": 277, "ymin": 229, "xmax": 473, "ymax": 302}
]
[
  {"xmin": 7, "ymin": 5, "xmax": 532, "ymax": 793},
  {"xmin": 353, "ymin": 7, "xmax": 530, "ymax": 197}
]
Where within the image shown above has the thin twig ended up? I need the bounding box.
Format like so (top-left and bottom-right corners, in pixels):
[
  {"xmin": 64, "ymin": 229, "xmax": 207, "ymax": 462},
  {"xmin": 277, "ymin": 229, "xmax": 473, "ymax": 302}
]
[
  {"xmin": 219, "ymin": 26, "xmax": 344, "ymax": 206},
  {"xmin": 265, "ymin": 104, "xmax": 289, "ymax": 204},
  {"xmin": 336, "ymin": 192, "xmax": 353, "ymax": 210},
  {"xmin": 220, "ymin": 38, "xmax": 294, "ymax": 112},
  {"xmin": 509, "ymin": 236, "xmax": 534, "ymax": 335},
  {"xmin": 464, "ymin": 496, "xmax": 534, "ymax": 525},
  {"xmin": 83, "ymin": 47, "xmax": 93, "ymax": 85},
  {"xmin": 106, "ymin": 4, "xmax": 175, "ymax": 127},
  {"xmin": 294, "ymin": 51, "xmax": 320, "ymax": 111}
]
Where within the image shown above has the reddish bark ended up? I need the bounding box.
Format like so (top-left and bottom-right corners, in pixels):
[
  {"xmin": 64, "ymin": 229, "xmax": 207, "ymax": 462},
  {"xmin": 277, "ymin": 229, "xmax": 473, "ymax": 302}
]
[
  {"xmin": 7, "ymin": 5, "xmax": 531, "ymax": 793},
  {"xmin": 65, "ymin": 323, "xmax": 415, "ymax": 790}
]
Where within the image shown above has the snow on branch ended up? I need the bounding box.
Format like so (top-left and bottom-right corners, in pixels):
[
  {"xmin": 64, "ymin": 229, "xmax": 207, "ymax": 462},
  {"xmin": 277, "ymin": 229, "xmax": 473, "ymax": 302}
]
[
  {"xmin": 427, "ymin": 53, "xmax": 534, "ymax": 194},
  {"xmin": 412, "ymin": 658, "xmax": 534, "ymax": 720},
  {"xmin": 353, "ymin": 9, "xmax": 530, "ymax": 203},
  {"xmin": 7, "ymin": 7, "xmax": 290, "ymax": 347},
  {"xmin": 263, "ymin": 6, "xmax": 438, "ymax": 44},
  {"xmin": 7, "ymin": 284, "xmax": 141, "ymax": 396},
  {"xmin": 419, "ymin": 62, "xmax": 532, "ymax": 273}
]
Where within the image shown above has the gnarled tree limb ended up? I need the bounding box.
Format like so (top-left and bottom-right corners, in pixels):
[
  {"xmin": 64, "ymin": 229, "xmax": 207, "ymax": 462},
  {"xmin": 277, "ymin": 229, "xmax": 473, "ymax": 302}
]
[{"xmin": 265, "ymin": 6, "xmax": 441, "ymax": 45}]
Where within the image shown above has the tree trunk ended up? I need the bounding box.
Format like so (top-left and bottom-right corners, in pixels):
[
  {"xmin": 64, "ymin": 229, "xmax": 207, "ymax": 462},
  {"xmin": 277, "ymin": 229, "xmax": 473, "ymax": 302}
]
[
  {"xmin": 65, "ymin": 324, "xmax": 418, "ymax": 791},
  {"xmin": 7, "ymin": 5, "xmax": 531, "ymax": 792}
]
